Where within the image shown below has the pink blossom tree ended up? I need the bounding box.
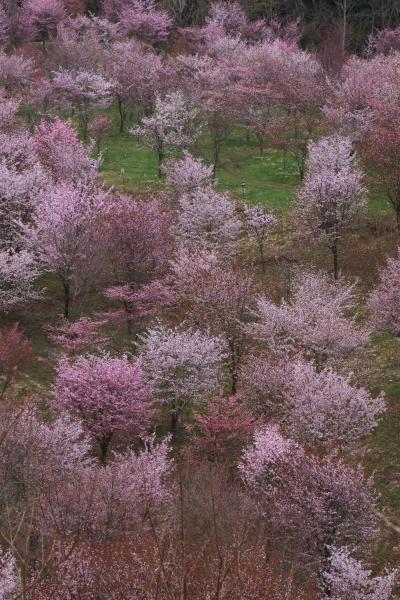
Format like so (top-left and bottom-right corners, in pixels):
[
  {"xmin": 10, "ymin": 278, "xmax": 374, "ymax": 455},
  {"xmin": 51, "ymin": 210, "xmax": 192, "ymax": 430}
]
[
  {"xmin": 0, "ymin": 5, "xmax": 9, "ymax": 48},
  {"xmin": 102, "ymin": 194, "xmax": 172, "ymax": 334},
  {"xmin": 19, "ymin": 183, "xmax": 109, "ymax": 319},
  {"xmin": 34, "ymin": 118, "xmax": 99, "ymax": 184},
  {"xmin": 25, "ymin": 0, "xmax": 65, "ymax": 52},
  {"xmin": 162, "ymin": 150, "xmax": 213, "ymax": 195},
  {"xmin": 48, "ymin": 316, "xmax": 109, "ymax": 355},
  {"xmin": 0, "ymin": 323, "xmax": 32, "ymax": 399},
  {"xmin": 139, "ymin": 323, "xmax": 226, "ymax": 433},
  {"xmin": 131, "ymin": 92, "xmax": 201, "ymax": 177},
  {"xmin": 249, "ymin": 269, "xmax": 369, "ymax": 368},
  {"xmin": 106, "ymin": 39, "xmax": 163, "ymax": 132},
  {"xmin": 368, "ymin": 248, "xmax": 400, "ymax": 335},
  {"xmin": 240, "ymin": 426, "xmax": 378, "ymax": 584},
  {"xmin": 206, "ymin": 1, "xmax": 246, "ymax": 36},
  {"xmin": 0, "ymin": 51, "xmax": 35, "ymax": 98},
  {"xmin": 170, "ymin": 249, "xmax": 256, "ymax": 393},
  {"xmin": 118, "ymin": 0, "xmax": 172, "ymax": 45},
  {"xmin": 281, "ymin": 359, "xmax": 385, "ymax": 449},
  {"xmin": 52, "ymin": 68, "xmax": 113, "ymax": 140},
  {"xmin": 53, "ymin": 353, "xmax": 154, "ymax": 461},
  {"xmin": 176, "ymin": 186, "xmax": 242, "ymax": 252},
  {"xmin": 0, "ymin": 157, "xmax": 49, "ymax": 246},
  {"xmin": 295, "ymin": 135, "xmax": 367, "ymax": 279},
  {"xmin": 88, "ymin": 113, "xmax": 112, "ymax": 151},
  {"xmin": 0, "ymin": 249, "xmax": 41, "ymax": 314},
  {"xmin": 0, "ymin": 550, "xmax": 20, "ymax": 599},
  {"xmin": 322, "ymin": 546, "xmax": 398, "ymax": 600},
  {"xmin": 188, "ymin": 394, "xmax": 258, "ymax": 461},
  {"xmin": 243, "ymin": 203, "xmax": 277, "ymax": 273}
]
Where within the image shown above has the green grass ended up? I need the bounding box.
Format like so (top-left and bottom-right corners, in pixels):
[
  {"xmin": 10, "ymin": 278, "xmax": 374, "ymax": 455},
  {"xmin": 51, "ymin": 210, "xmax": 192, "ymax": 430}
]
[{"xmin": 98, "ymin": 113, "xmax": 298, "ymax": 212}]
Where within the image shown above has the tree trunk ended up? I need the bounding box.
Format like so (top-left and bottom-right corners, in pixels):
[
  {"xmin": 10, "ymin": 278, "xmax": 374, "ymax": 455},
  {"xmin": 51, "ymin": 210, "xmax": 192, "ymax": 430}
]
[
  {"xmin": 171, "ymin": 411, "xmax": 178, "ymax": 436},
  {"xmin": 332, "ymin": 243, "xmax": 339, "ymax": 280},
  {"xmin": 212, "ymin": 140, "xmax": 220, "ymax": 180},
  {"xmin": 158, "ymin": 144, "xmax": 164, "ymax": 178},
  {"xmin": 63, "ymin": 280, "xmax": 70, "ymax": 320},
  {"xmin": 99, "ymin": 434, "xmax": 112, "ymax": 464},
  {"xmin": 117, "ymin": 97, "xmax": 125, "ymax": 133}
]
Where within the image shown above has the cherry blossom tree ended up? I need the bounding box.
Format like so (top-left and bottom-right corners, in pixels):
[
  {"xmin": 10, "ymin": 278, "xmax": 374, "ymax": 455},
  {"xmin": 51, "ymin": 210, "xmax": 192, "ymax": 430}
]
[
  {"xmin": 25, "ymin": 0, "xmax": 65, "ymax": 52},
  {"xmin": 322, "ymin": 546, "xmax": 398, "ymax": 600},
  {"xmin": 0, "ymin": 249, "xmax": 41, "ymax": 314},
  {"xmin": 368, "ymin": 248, "xmax": 400, "ymax": 335},
  {"xmin": 131, "ymin": 92, "xmax": 201, "ymax": 177},
  {"xmin": 176, "ymin": 186, "xmax": 242, "ymax": 252},
  {"xmin": 88, "ymin": 113, "xmax": 112, "ymax": 150},
  {"xmin": 102, "ymin": 194, "xmax": 172, "ymax": 334},
  {"xmin": 188, "ymin": 394, "xmax": 258, "ymax": 461},
  {"xmin": 118, "ymin": 0, "xmax": 172, "ymax": 45},
  {"xmin": 53, "ymin": 353, "xmax": 154, "ymax": 461},
  {"xmin": 206, "ymin": 1, "xmax": 246, "ymax": 36},
  {"xmin": 139, "ymin": 323, "xmax": 226, "ymax": 432},
  {"xmin": 162, "ymin": 150, "xmax": 213, "ymax": 195},
  {"xmin": 0, "ymin": 323, "xmax": 32, "ymax": 399},
  {"xmin": 243, "ymin": 203, "xmax": 277, "ymax": 273},
  {"xmin": 19, "ymin": 183, "xmax": 109, "ymax": 319},
  {"xmin": 0, "ymin": 156, "xmax": 49, "ymax": 246},
  {"xmin": 106, "ymin": 39, "xmax": 163, "ymax": 132},
  {"xmin": 369, "ymin": 26, "xmax": 400, "ymax": 55},
  {"xmin": 0, "ymin": 5, "xmax": 9, "ymax": 47},
  {"xmin": 281, "ymin": 359, "xmax": 385, "ymax": 449},
  {"xmin": 0, "ymin": 94, "xmax": 20, "ymax": 132},
  {"xmin": 240, "ymin": 425, "xmax": 378, "ymax": 583},
  {"xmin": 34, "ymin": 118, "xmax": 99, "ymax": 184},
  {"xmin": 52, "ymin": 68, "xmax": 113, "ymax": 140},
  {"xmin": 0, "ymin": 550, "xmax": 20, "ymax": 599},
  {"xmin": 0, "ymin": 51, "xmax": 35, "ymax": 98},
  {"xmin": 249, "ymin": 269, "xmax": 369, "ymax": 368},
  {"xmin": 48, "ymin": 316, "xmax": 109, "ymax": 354},
  {"xmin": 170, "ymin": 249, "xmax": 256, "ymax": 393},
  {"xmin": 295, "ymin": 135, "xmax": 367, "ymax": 279}
]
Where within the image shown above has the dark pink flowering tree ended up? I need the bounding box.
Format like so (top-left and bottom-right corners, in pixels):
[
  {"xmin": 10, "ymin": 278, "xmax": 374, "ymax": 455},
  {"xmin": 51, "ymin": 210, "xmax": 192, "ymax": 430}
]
[
  {"xmin": 52, "ymin": 68, "xmax": 113, "ymax": 140},
  {"xmin": 19, "ymin": 183, "xmax": 109, "ymax": 319},
  {"xmin": 281, "ymin": 359, "xmax": 385, "ymax": 449},
  {"xmin": 102, "ymin": 194, "xmax": 172, "ymax": 334},
  {"xmin": 250, "ymin": 269, "xmax": 369, "ymax": 368},
  {"xmin": 368, "ymin": 248, "xmax": 400, "ymax": 335},
  {"xmin": 0, "ymin": 323, "xmax": 32, "ymax": 399},
  {"xmin": 48, "ymin": 316, "xmax": 109, "ymax": 355},
  {"xmin": 25, "ymin": 0, "xmax": 65, "ymax": 52},
  {"xmin": 139, "ymin": 323, "xmax": 226, "ymax": 432},
  {"xmin": 34, "ymin": 118, "xmax": 99, "ymax": 184},
  {"xmin": 188, "ymin": 394, "xmax": 258, "ymax": 461},
  {"xmin": 53, "ymin": 353, "xmax": 154, "ymax": 461},
  {"xmin": 295, "ymin": 135, "xmax": 367, "ymax": 279},
  {"xmin": 131, "ymin": 92, "xmax": 201, "ymax": 177}
]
